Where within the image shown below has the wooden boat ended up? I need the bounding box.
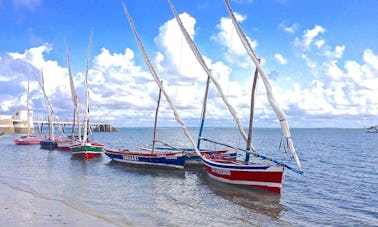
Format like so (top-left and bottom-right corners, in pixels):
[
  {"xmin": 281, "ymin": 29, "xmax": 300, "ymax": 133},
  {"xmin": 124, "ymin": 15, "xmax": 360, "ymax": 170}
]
[
  {"xmin": 69, "ymin": 30, "xmax": 104, "ymax": 159},
  {"xmin": 38, "ymin": 70, "xmax": 59, "ymax": 150},
  {"xmin": 104, "ymin": 148, "xmax": 186, "ymax": 169},
  {"xmin": 14, "ymin": 135, "xmax": 42, "ymax": 145},
  {"xmin": 71, "ymin": 141, "xmax": 104, "ymax": 159},
  {"xmin": 169, "ymin": 0, "xmax": 303, "ymax": 193},
  {"xmin": 105, "ymin": 4, "xmax": 201, "ymax": 169},
  {"xmin": 56, "ymin": 45, "xmax": 84, "ymax": 152},
  {"xmin": 104, "ymin": 77, "xmax": 185, "ymax": 169}
]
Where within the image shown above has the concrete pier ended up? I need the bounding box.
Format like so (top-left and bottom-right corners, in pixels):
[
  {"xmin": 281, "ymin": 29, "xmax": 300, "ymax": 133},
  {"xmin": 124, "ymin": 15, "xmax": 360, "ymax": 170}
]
[{"xmin": 34, "ymin": 119, "xmax": 116, "ymax": 133}]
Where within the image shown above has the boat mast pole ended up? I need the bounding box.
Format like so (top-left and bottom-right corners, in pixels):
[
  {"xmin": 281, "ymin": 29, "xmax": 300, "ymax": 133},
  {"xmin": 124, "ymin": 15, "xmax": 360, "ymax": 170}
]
[
  {"xmin": 39, "ymin": 70, "xmax": 54, "ymax": 141},
  {"xmin": 26, "ymin": 80, "xmax": 31, "ymax": 136},
  {"xmin": 197, "ymin": 75, "xmax": 210, "ymax": 149},
  {"xmin": 83, "ymin": 28, "xmax": 93, "ymax": 144},
  {"xmin": 66, "ymin": 45, "xmax": 82, "ymax": 142},
  {"xmin": 168, "ymin": 0, "xmax": 253, "ymax": 150},
  {"xmin": 152, "ymin": 81, "xmax": 163, "ymax": 153},
  {"xmin": 246, "ymin": 60, "xmax": 259, "ymax": 163},
  {"xmin": 224, "ymin": 0, "xmax": 302, "ymax": 170},
  {"xmin": 66, "ymin": 44, "xmax": 81, "ymax": 141},
  {"xmin": 122, "ymin": 2, "xmax": 201, "ymax": 156}
]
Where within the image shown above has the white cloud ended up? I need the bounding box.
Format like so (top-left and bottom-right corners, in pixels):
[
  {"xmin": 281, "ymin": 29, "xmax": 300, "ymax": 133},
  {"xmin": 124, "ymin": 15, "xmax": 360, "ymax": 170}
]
[
  {"xmin": 303, "ymin": 25, "xmax": 325, "ymax": 48},
  {"xmin": 294, "ymin": 25, "xmax": 325, "ymax": 51},
  {"xmin": 274, "ymin": 53, "xmax": 288, "ymax": 64},
  {"xmin": 363, "ymin": 48, "xmax": 378, "ymax": 71},
  {"xmin": 211, "ymin": 12, "xmax": 256, "ymax": 68},
  {"xmin": 325, "ymin": 45, "xmax": 345, "ymax": 59},
  {"xmin": 279, "ymin": 22, "xmax": 299, "ymax": 34},
  {"xmin": 1, "ymin": 13, "xmax": 377, "ymax": 129},
  {"xmin": 315, "ymin": 39, "xmax": 325, "ymax": 48}
]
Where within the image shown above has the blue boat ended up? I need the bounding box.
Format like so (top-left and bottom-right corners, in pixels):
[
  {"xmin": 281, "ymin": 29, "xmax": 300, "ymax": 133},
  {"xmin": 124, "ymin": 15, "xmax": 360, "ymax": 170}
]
[{"xmin": 104, "ymin": 148, "xmax": 186, "ymax": 169}]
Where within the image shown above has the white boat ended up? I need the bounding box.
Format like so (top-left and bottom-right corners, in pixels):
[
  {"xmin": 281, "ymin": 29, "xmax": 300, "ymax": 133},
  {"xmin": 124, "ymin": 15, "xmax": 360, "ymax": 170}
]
[{"xmin": 366, "ymin": 125, "xmax": 378, "ymax": 133}]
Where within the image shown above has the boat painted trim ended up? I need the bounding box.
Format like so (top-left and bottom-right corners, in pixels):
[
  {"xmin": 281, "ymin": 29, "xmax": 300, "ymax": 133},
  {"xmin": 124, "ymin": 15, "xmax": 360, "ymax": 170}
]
[{"xmin": 104, "ymin": 148, "xmax": 185, "ymax": 169}]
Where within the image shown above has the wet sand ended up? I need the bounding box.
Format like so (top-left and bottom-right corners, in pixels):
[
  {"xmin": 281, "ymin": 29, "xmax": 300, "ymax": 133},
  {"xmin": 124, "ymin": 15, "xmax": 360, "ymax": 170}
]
[{"xmin": 0, "ymin": 180, "xmax": 118, "ymax": 226}]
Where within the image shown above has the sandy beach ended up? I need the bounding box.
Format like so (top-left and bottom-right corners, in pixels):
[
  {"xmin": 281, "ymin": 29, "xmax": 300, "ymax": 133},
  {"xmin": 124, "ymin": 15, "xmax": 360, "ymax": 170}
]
[{"xmin": 0, "ymin": 180, "xmax": 118, "ymax": 226}]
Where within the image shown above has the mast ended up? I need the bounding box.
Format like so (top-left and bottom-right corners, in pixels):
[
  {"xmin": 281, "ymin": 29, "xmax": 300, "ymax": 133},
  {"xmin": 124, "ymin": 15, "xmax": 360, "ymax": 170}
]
[
  {"xmin": 151, "ymin": 81, "xmax": 163, "ymax": 153},
  {"xmin": 224, "ymin": 0, "xmax": 302, "ymax": 170},
  {"xmin": 197, "ymin": 76, "xmax": 210, "ymax": 149},
  {"xmin": 83, "ymin": 28, "xmax": 94, "ymax": 144},
  {"xmin": 122, "ymin": 2, "xmax": 201, "ymax": 156},
  {"xmin": 39, "ymin": 70, "xmax": 54, "ymax": 141},
  {"xmin": 66, "ymin": 45, "xmax": 82, "ymax": 142},
  {"xmin": 246, "ymin": 61, "xmax": 259, "ymax": 163},
  {"xmin": 168, "ymin": 0, "xmax": 253, "ymax": 151},
  {"xmin": 26, "ymin": 80, "xmax": 31, "ymax": 136}
]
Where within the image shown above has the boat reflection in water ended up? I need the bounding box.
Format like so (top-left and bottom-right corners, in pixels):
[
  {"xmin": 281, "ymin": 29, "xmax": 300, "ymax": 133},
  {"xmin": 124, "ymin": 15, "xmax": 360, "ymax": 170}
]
[
  {"xmin": 188, "ymin": 165, "xmax": 283, "ymax": 219},
  {"xmin": 107, "ymin": 159, "xmax": 186, "ymax": 179}
]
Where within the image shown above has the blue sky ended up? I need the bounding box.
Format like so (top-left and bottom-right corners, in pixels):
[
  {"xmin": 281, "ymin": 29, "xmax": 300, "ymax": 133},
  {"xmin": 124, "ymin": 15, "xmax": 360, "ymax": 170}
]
[{"xmin": 0, "ymin": 0, "xmax": 377, "ymax": 128}]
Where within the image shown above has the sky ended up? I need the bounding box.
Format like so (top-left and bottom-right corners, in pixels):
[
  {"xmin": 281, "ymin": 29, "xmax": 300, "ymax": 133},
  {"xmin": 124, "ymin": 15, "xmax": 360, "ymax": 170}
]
[{"xmin": 0, "ymin": 0, "xmax": 377, "ymax": 129}]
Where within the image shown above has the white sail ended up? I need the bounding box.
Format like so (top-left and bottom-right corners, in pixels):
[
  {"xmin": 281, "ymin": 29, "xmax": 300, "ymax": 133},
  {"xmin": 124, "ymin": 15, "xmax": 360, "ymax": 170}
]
[
  {"xmin": 122, "ymin": 2, "xmax": 201, "ymax": 156},
  {"xmin": 39, "ymin": 70, "xmax": 55, "ymax": 140},
  {"xmin": 82, "ymin": 29, "xmax": 94, "ymax": 145},
  {"xmin": 66, "ymin": 47, "xmax": 82, "ymax": 142},
  {"xmin": 168, "ymin": 0, "xmax": 255, "ymax": 151},
  {"xmin": 224, "ymin": 0, "xmax": 302, "ymax": 170}
]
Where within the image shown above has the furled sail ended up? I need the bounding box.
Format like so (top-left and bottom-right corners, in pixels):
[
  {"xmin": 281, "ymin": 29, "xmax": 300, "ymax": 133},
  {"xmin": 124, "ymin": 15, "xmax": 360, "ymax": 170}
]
[
  {"xmin": 82, "ymin": 29, "xmax": 93, "ymax": 144},
  {"xmin": 167, "ymin": 0, "xmax": 254, "ymax": 152},
  {"xmin": 224, "ymin": 0, "xmax": 302, "ymax": 170},
  {"xmin": 38, "ymin": 70, "xmax": 55, "ymax": 141},
  {"xmin": 66, "ymin": 47, "xmax": 82, "ymax": 142},
  {"xmin": 121, "ymin": 2, "xmax": 201, "ymax": 156}
]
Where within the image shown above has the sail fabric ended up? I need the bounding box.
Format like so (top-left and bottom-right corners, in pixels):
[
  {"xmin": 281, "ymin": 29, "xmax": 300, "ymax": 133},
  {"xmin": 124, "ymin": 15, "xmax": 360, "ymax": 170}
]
[
  {"xmin": 122, "ymin": 2, "xmax": 201, "ymax": 156},
  {"xmin": 224, "ymin": 0, "xmax": 302, "ymax": 170},
  {"xmin": 66, "ymin": 49, "xmax": 82, "ymax": 142},
  {"xmin": 168, "ymin": 0, "xmax": 255, "ymax": 152},
  {"xmin": 39, "ymin": 71, "xmax": 55, "ymax": 140}
]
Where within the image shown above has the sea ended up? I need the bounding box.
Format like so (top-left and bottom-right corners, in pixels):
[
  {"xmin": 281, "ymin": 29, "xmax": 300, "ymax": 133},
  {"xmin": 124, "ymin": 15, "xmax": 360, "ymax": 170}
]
[{"xmin": 0, "ymin": 127, "xmax": 377, "ymax": 226}]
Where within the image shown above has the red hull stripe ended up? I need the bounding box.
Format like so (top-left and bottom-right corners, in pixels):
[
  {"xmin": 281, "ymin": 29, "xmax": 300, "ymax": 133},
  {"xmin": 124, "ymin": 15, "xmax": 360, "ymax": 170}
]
[{"xmin": 72, "ymin": 152, "xmax": 101, "ymax": 159}]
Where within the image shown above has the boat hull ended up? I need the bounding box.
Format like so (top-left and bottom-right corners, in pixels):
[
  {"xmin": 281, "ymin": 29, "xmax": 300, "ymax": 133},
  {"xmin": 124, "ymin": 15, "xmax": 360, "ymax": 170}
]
[
  {"xmin": 71, "ymin": 142, "xmax": 104, "ymax": 159},
  {"xmin": 14, "ymin": 136, "xmax": 43, "ymax": 145},
  {"xmin": 201, "ymin": 156, "xmax": 284, "ymax": 193},
  {"xmin": 104, "ymin": 148, "xmax": 185, "ymax": 169},
  {"xmin": 57, "ymin": 140, "xmax": 74, "ymax": 151},
  {"xmin": 40, "ymin": 140, "xmax": 58, "ymax": 150}
]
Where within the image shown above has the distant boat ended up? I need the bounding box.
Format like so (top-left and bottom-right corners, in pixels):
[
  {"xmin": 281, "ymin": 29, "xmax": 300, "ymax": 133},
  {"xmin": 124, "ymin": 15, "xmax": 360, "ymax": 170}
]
[
  {"xmin": 69, "ymin": 30, "xmax": 104, "ymax": 159},
  {"xmin": 168, "ymin": 0, "xmax": 303, "ymax": 193},
  {"xmin": 366, "ymin": 125, "xmax": 378, "ymax": 133},
  {"xmin": 14, "ymin": 135, "xmax": 43, "ymax": 145},
  {"xmin": 14, "ymin": 81, "xmax": 44, "ymax": 145},
  {"xmin": 0, "ymin": 132, "xmax": 5, "ymax": 137}
]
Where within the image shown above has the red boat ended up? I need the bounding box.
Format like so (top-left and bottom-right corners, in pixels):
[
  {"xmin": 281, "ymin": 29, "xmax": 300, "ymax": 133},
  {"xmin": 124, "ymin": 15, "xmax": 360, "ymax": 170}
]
[
  {"xmin": 167, "ymin": 0, "xmax": 303, "ymax": 194},
  {"xmin": 57, "ymin": 139, "xmax": 74, "ymax": 151},
  {"xmin": 14, "ymin": 135, "xmax": 43, "ymax": 145},
  {"xmin": 70, "ymin": 141, "xmax": 104, "ymax": 159},
  {"xmin": 202, "ymin": 153, "xmax": 284, "ymax": 193}
]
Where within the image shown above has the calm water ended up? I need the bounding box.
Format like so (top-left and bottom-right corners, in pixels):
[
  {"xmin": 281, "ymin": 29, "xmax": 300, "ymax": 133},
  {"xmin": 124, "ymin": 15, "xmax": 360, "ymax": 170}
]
[{"xmin": 0, "ymin": 128, "xmax": 377, "ymax": 226}]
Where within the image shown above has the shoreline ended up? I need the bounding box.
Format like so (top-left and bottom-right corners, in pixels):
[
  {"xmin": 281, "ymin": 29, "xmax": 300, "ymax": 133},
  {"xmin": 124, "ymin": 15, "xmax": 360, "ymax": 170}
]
[{"xmin": 0, "ymin": 179, "xmax": 123, "ymax": 226}]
